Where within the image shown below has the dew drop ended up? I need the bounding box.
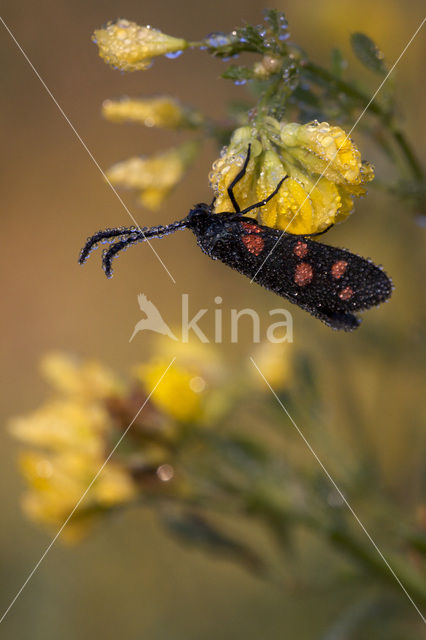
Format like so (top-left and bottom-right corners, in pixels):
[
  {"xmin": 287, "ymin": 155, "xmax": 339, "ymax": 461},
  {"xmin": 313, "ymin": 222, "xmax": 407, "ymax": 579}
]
[
  {"xmin": 165, "ymin": 50, "xmax": 183, "ymax": 59},
  {"xmin": 205, "ymin": 32, "xmax": 230, "ymax": 48},
  {"xmin": 189, "ymin": 376, "xmax": 206, "ymax": 393},
  {"xmin": 157, "ymin": 464, "xmax": 174, "ymax": 482}
]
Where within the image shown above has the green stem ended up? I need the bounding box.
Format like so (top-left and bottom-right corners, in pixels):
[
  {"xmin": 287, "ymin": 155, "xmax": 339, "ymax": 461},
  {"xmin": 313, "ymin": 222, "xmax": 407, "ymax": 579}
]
[
  {"xmin": 390, "ymin": 127, "xmax": 424, "ymax": 181},
  {"xmin": 247, "ymin": 490, "xmax": 426, "ymax": 611}
]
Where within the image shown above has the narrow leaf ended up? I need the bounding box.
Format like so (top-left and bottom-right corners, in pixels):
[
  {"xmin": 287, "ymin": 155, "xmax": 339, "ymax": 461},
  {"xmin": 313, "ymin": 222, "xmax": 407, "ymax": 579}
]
[
  {"xmin": 351, "ymin": 32, "xmax": 387, "ymax": 75},
  {"xmin": 331, "ymin": 47, "xmax": 346, "ymax": 78}
]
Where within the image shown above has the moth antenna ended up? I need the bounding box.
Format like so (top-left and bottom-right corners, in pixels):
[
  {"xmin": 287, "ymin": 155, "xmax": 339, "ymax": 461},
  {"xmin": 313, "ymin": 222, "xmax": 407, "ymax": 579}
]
[
  {"xmin": 79, "ymin": 226, "xmax": 137, "ymax": 264},
  {"xmin": 79, "ymin": 218, "xmax": 188, "ymax": 277},
  {"xmin": 103, "ymin": 235, "xmax": 139, "ymax": 278}
]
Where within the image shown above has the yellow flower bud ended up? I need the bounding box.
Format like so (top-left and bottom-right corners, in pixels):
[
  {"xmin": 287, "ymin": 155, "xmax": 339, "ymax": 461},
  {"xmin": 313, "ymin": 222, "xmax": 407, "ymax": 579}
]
[
  {"xmin": 93, "ymin": 19, "xmax": 188, "ymax": 72},
  {"xmin": 106, "ymin": 141, "xmax": 199, "ymax": 209},
  {"xmin": 253, "ymin": 55, "xmax": 282, "ymax": 78},
  {"xmin": 102, "ymin": 96, "xmax": 203, "ymax": 129}
]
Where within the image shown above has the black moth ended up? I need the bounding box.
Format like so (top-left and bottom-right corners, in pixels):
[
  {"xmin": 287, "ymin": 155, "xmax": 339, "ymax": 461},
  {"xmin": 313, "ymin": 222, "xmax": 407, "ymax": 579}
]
[{"xmin": 79, "ymin": 145, "xmax": 392, "ymax": 331}]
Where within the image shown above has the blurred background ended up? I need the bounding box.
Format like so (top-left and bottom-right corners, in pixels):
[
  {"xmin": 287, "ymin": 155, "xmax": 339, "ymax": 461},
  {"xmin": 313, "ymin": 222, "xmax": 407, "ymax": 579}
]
[{"xmin": 0, "ymin": 0, "xmax": 425, "ymax": 638}]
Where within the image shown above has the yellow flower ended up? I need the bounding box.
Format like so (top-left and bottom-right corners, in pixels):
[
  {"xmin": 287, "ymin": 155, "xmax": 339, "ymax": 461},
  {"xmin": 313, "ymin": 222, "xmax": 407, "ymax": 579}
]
[
  {"xmin": 211, "ymin": 121, "xmax": 374, "ymax": 234},
  {"xmin": 102, "ymin": 96, "xmax": 203, "ymax": 129},
  {"xmin": 93, "ymin": 19, "xmax": 188, "ymax": 72},
  {"xmin": 280, "ymin": 121, "xmax": 372, "ymax": 186},
  {"xmin": 136, "ymin": 337, "xmax": 227, "ymax": 424},
  {"xmin": 106, "ymin": 141, "xmax": 200, "ymax": 209},
  {"xmin": 40, "ymin": 352, "xmax": 123, "ymax": 400},
  {"xmin": 209, "ymin": 126, "xmax": 263, "ymax": 215},
  {"xmin": 137, "ymin": 360, "xmax": 204, "ymax": 423},
  {"xmin": 10, "ymin": 353, "xmax": 136, "ymax": 539},
  {"xmin": 19, "ymin": 451, "xmax": 135, "ymax": 542},
  {"xmin": 249, "ymin": 342, "xmax": 292, "ymax": 391},
  {"xmin": 10, "ymin": 400, "xmax": 109, "ymax": 456}
]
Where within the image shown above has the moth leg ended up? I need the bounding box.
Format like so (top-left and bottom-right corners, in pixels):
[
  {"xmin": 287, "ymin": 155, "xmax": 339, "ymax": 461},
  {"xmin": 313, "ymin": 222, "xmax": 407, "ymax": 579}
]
[
  {"xmin": 301, "ymin": 223, "xmax": 335, "ymax": 238},
  {"xmin": 227, "ymin": 144, "xmax": 252, "ymax": 213},
  {"xmin": 239, "ymin": 176, "xmax": 287, "ymax": 216}
]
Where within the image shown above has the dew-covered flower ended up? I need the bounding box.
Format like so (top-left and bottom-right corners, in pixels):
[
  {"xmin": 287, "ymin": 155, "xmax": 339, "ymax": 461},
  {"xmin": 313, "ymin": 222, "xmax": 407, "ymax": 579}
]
[
  {"xmin": 279, "ymin": 121, "xmax": 374, "ymax": 187},
  {"xmin": 106, "ymin": 141, "xmax": 200, "ymax": 209},
  {"xmin": 93, "ymin": 19, "xmax": 188, "ymax": 72},
  {"xmin": 210, "ymin": 121, "xmax": 374, "ymax": 235},
  {"xmin": 102, "ymin": 96, "xmax": 204, "ymax": 130}
]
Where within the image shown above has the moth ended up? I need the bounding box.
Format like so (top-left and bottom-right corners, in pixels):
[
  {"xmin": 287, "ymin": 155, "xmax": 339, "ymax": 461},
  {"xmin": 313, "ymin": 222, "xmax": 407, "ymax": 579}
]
[{"xmin": 79, "ymin": 146, "xmax": 392, "ymax": 331}]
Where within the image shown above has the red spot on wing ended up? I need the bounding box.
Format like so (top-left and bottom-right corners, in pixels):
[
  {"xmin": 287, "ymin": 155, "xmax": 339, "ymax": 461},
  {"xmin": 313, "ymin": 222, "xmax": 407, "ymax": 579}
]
[
  {"xmin": 339, "ymin": 286, "xmax": 353, "ymax": 300},
  {"xmin": 240, "ymin": 221, "xmax": 264, "ymax": 255},
  {"xmin": 293, "ymin": 241, "xmax": 308, "ymax": 258},
  {"xmin": 241, "ymin": 221, "xmax": 261, "ymax": 233},
  {"xmin": 294, "ymin": 262, "xmax": 313, "ymax": 286},
  {"xmin": 331, "ymin": 260, "xmax": 348, "ymax": 279},
  {"xmin": 242, "ymin": 234, "xmax": 265, "ymax": 256}
]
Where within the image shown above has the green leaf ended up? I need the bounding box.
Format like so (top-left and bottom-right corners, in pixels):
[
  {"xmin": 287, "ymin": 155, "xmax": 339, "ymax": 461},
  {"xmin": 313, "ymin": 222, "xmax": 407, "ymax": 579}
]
[
  {"xmin": 221, "ymin": 65, "xmax": 254, "ymax": 83},
  {"xmin": 236, "ymin": 24, "xmax": 265, "ymax": 52},
  {"xmin": 264, "ymin": 8, "xmax": 289, "ymax": 41},
  {"xmin": 351, "ymin": 32, "xmax": 387, "ymax": 75},
  {"xmin": 161, "ymin": 510, "xmax": 265, "ymax": 574}
]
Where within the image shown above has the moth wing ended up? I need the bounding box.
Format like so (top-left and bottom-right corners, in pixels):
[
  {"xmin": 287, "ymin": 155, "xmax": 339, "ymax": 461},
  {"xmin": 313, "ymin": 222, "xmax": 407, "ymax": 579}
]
[{"xmin": 200, "ymin": 218, "xmax": 392, "ymax": 331}]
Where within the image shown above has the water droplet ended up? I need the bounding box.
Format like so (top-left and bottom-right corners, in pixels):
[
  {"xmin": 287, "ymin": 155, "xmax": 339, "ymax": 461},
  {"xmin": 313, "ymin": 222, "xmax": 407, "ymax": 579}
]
[
  {"xmin": 157, "ymin": 464, "xmax": 174, "ymax": 482},
  {"xmin": 189, "ymin": 376, "xmax": 206, "ymax": 393},
  {"xmin": 165, "ymin": 50, "xmax": 183, "ymax": 59},
  {"xmin": 205, "ymin": 32, "xmax": 230, "ymax": 48}
]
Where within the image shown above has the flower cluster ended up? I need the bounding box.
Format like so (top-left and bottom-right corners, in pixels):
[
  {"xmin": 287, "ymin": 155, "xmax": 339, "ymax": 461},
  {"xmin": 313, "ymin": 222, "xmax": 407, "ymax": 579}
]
[
  {"xmin": 90, "ymin": 9, "xmax": 423, "ymax": 223},
  {"xmin": 10, "ymin": 354, "xmax": 135, "ymax": 540},
  {"xmin": 210, "ymin": 121, "xmax": 374, "ymax": 234},
  {"xmin": 10, "ymin": 342, "xmax": 292, "ymax": 540}
]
